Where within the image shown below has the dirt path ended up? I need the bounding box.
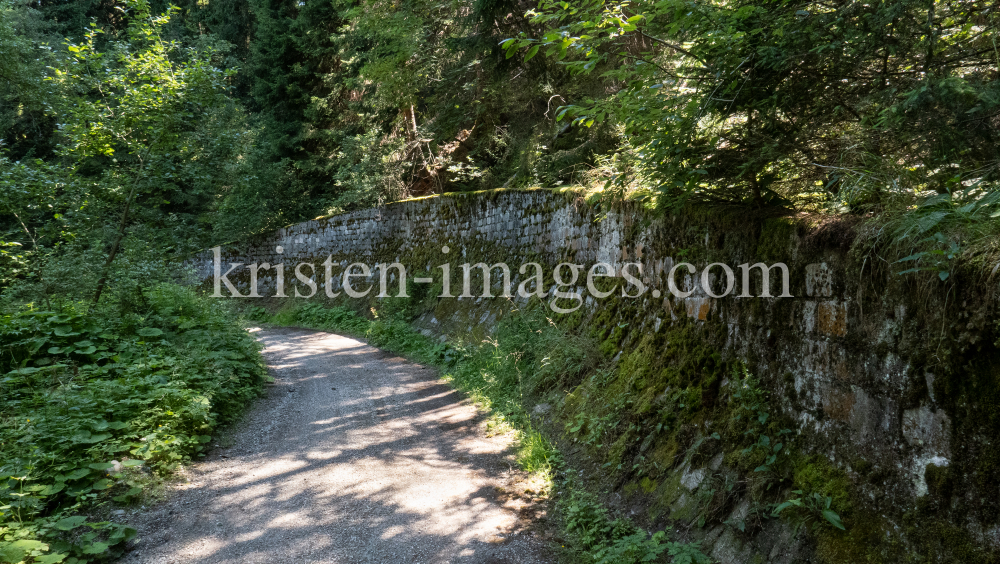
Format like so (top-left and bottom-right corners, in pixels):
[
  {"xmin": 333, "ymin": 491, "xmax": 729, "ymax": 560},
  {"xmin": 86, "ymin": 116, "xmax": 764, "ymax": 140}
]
[{"xmin": 121, "ymin": 326, "xmax": 553, "ymax": 564}]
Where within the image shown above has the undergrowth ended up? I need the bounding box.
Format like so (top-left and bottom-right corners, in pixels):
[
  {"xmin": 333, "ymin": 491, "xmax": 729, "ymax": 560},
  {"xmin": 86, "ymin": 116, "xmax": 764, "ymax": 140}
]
[
  {"xmin": 561, "ymin": 489, "xmax": 711, "ymax": 564},
  {"xmin": 855, "ymin": 185, "xmax": 1000, "ymax": 285},
  {"xmin": 0, "ymin": 284, "xmax": 267, "ymax": 563}
]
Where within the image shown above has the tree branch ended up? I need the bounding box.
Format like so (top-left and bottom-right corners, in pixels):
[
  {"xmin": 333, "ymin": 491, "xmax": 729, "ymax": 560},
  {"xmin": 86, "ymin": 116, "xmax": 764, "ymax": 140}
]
[{"xmin": 637, "ymin": 31, "xmax": 713, "ymax": 70}]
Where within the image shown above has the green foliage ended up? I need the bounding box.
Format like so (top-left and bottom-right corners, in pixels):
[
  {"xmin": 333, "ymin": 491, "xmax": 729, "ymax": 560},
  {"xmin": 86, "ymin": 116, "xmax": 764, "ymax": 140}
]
[
  {"xmin": 0, "ymin": 242, "xmax": 27, "ymax": 290},
  {"xmin": 0, "ymin": 284, "xmax": 266, "ymax": 562},
  {"xmin": 0, "ymin": 0, "xmax": 282, "ymax": 308},
  {"xmin": 879, "ymin": 185, "xmax": 1000, "ymax": 280},
  {"xmin": 505, "ymin": 0, "xmax": 1000, "ymax": 213},
  {"xmin": 48, "ymin": 2, "xmax": 234, "ymax": 166},
  {"xmin": 729, "ymin": 368, "xmax": 792, "ymax": 475},
  {"xmin": 772, "ymin": 491, "xmax": 846, "ymax": 532},
  {"xmin": 239, "ymin": 0, "xmax": 614, "ymax": 221},
  {"xmin": 291, "ymin": 303, "xmax": 371, "ymax": 336},
  {"xmin": 562, "ymin": 489, "xmax": 712, "ymax": 563},
  {"xmin": 0, "ymin": 0, "xmax": 54, "ymax": 161},
  {"xmin": 562, "ymin": 489, "xmax": 618, "ymax": 550}
]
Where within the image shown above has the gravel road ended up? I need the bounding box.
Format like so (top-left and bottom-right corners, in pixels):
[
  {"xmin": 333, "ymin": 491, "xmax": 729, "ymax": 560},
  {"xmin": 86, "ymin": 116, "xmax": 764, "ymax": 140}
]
[{"xmin": 121, "ymin": 326, "xmax": 554, "ymax": 564}]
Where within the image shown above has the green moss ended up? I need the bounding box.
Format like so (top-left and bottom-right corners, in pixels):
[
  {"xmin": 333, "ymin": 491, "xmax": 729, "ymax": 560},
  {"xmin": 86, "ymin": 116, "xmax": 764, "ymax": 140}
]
[
  {"xmin": 755, "ymin": 217, "xmax": 799, "ymax": 262},
  {"xmin": 925, "ymin": 463, "xmax": 952, "ymax": 500},
  {"xmin": 608, "ymin": 433, "xmax": 630, "ymax": 468},
  {"xmin": 792, "ymin": 455, "xmax": 853, "ymax": 515},
  {"xmin": 649, "ymin": 437, "xmax": 679, "ymax": 469},
  {"xmin": 898, "ymin": 516, "xmax": 1000, "ymax": 564},
  {"xmin": 640, "ymin": 477, "xmax": 658, "ymax": 494},
  {"xmin": 814, "ymin": 511, "xmax": 890, "ymax": 564}
]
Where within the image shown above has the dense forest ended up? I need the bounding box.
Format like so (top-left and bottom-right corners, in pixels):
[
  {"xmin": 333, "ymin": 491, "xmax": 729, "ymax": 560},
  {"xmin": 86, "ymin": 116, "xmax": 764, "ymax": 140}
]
[
  {"xmin": 3, "ymin": 0, "xmax": 1000, "ymax": 299},
  {"xmin": 1, "ymin": 0, "xmax": 999, "ymax": 560}
]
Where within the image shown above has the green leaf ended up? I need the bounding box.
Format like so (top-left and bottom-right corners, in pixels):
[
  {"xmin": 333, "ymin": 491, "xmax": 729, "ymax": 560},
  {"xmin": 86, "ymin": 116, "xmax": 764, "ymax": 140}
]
[
  {"xmin": 41, "ymin": 483, "xmax": 66, "ymax": 496},
  {"xmin": 53, "ymin": 325, "xmax": 81, "ymax": 337},
  {"xmin": 54, "ymin": 516, "xmax": 88, "ymax": 531},
  {"xmin": 12, "ymin": 539, "xmax": 47, "ymax": 552},
  {"xmin": 109, "ymin": 526, "xmax": 138, "ymax": 542},
  {"xmin": 896, "ymin": 252, "xmax": 927, "ymax": 263},
  {"xmin": 89, "ymin": 462, "xmax": 116, "ymax": 470},
  {"xmin": 121, "ymin": 459, "xmax": 144, "ymax": 467},
  {"xmin": 938, "ymin": 271, "xmax": 949, "ymax": 281},
  {"xmin": 36, "ymin": 553, "xmax": 69, "ymax": 564},
  {"xmin": 0, "ymin": 544, "xmax": 23, "ymax": 563},
  {"xmin": 73, "ymin": 431, "xmax": 111, "ymax": 444},
  {"xmin": 61, "ymin": 468, "xmax": 93, "ymax": 481},
  {"xmin": 771, "ymin": 501, "xmax": 793, "ymax": 515},
  {"xmin": 822, "ymin": 509, "xmax": 846, "ymax": 530},
  {"xmin": 137, "ymin": 328, "xmax": 163, "ymax": 337},
  {"xmin": 80, "ymin": 541, "xmax": 109, "ymax": 555},
  {"xmin": 524, "ymin": 44, "xmax": 540, "ymax": 61},
  {"xmin": 0, "ymin": 539, "xmax": 48, "ymax": 562},
  {"xmin": 65, "ymin": 484, "xmax": 94, "ymax": 496}
]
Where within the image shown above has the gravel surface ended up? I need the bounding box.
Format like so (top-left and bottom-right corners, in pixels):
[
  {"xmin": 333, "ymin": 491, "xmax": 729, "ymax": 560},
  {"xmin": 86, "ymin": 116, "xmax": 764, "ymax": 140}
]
[{"xmin": 121, "ymin": 326, "xmax": 555, "ymax": 564}]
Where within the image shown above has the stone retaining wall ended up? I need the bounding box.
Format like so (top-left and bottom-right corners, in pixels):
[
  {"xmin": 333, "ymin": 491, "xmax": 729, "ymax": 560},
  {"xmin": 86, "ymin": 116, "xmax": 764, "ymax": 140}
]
[{"xmin": 189, "ymin": 188, "xmax": 1000, "ymax": 563}]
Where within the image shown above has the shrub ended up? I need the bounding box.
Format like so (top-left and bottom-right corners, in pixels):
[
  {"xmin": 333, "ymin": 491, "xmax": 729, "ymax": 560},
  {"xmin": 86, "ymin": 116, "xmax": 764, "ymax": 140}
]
[{"xmin": 0, "ymin": 283, "xmax": 267, "ymax": 562}]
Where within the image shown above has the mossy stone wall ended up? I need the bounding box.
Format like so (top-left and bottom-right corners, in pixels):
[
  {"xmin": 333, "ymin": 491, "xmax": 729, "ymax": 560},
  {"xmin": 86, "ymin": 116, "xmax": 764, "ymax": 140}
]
[{"xmin": 189, "ymin": 189, "xmax": 1000, "ymax": 563}]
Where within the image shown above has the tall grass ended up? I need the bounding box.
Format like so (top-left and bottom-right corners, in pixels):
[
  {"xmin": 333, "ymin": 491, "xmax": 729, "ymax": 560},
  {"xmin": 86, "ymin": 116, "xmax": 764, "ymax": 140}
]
[{"xmin": 858, "ymin": 185, "xmax": 1000, "ymax": 284}]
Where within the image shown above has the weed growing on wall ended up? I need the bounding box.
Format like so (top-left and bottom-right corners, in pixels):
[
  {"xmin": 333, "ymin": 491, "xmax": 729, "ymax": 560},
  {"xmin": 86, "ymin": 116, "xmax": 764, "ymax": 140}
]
[
  {"xmin": 0, "ymin": 284, "xmax": 267, "ymax": 562},
  {"xmin": 559, "ymin": 488, "xmax": 712, "ymax": 563}
]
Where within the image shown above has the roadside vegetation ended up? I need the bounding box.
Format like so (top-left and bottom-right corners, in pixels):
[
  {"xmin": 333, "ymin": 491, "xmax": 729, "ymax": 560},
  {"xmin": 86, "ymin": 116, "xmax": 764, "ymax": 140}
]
[
  {"xmin": 254, "ymin": 300, "xmax": 848, "ymax": 563},
  {"xmin": 2, "ymin": 5, "xmax": 270, "ymax": 559},
  {"xmin": 0, "ymin": 286, "xmax": 266, "ymax": 563}
]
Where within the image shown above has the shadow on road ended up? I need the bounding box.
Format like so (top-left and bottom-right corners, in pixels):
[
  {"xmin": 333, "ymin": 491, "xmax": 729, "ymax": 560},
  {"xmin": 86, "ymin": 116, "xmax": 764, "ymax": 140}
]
[{"xmin": 122, "ymin": 326, "xmax": 552, "ymax": 564}]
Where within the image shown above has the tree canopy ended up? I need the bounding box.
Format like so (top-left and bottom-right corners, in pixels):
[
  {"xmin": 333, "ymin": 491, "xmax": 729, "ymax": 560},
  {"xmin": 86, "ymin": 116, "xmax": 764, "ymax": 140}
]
[{"xmin": 1, "ymin": 0, "xmax": 999, "ymax": 302}]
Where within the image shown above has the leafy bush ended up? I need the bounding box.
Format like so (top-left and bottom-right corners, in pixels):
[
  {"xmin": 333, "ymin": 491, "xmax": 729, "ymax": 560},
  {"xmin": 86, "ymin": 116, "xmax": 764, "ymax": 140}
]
[
  {"xmin": 562, "ymin": 489, "xmax": 712, "ymax": 564},
  {"xmin": 0, "ymin": 283, "xmax": 267, "ymax": 563},
  {"xmin": 561, "ymin": 489, "xmax": 618, "ymax": 550},
  {"xmin": 594, "ymin": 531, "xmax": 711, "ymax": 564}
]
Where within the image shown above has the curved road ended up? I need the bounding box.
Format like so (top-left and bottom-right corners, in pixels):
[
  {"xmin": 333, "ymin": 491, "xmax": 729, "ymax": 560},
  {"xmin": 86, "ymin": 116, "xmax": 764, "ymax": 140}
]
[{"xmin": 122, "ymin": 326, "xmax": 553, "ymax": 564}]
